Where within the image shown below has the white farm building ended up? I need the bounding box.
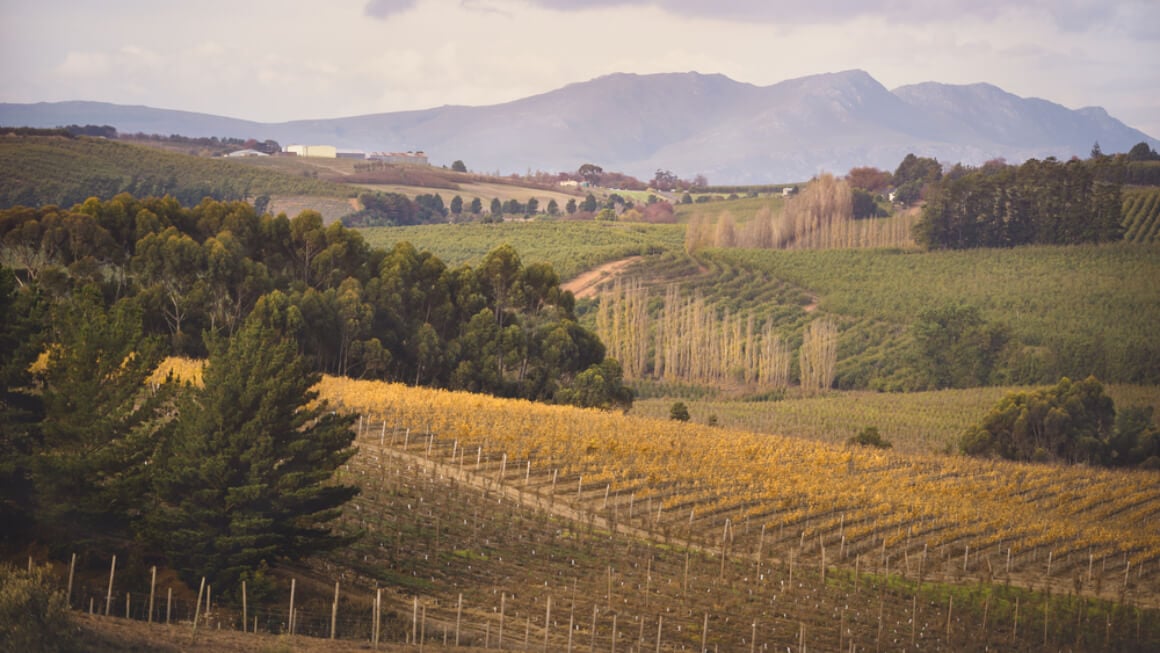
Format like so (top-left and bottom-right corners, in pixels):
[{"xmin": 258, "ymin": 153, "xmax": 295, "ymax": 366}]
[{"xmin": 285, "ymin": 144, "xmax": 338, "ymax": 158}]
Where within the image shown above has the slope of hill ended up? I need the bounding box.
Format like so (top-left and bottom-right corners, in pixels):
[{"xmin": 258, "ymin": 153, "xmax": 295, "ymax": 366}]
[
  {"xmin": 0, "ymin": 135, "xmax": 354, "ymax": 208},
  {"xmin": 3, "ymin": 70, "xmax": 1157, "ymax": 183}
]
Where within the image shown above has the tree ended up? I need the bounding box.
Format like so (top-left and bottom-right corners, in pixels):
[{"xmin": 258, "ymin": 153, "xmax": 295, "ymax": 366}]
[
  {"xmin": 581, "ymin": 193, "xmax": 598, "ymax": 213},
  {"xmin": 0, "ymin": 268, "xmax": 46, "ymax": 542},
  {"xmin": 565, "ymin": 198, "xmax": 577, "ymax": 215},
  {"xmin": 912, "ymin": 304, "xmax": 1007, "ymax": 389},
  {"xmin": 799, "ymin": 318, "xmax": 838, "ymax": 395},
  {"xmin": 451, "ymin": 160, "xmax": 468, "ymax": 173},
  {"xmin": 556, "ymin": 359, "xmax": 633, "ymax": 411},
  {"xmin": 34, "ymin": 288, "xmax": 171, "ymax": 547},
  {"xmin": 145, "ymin": 291, "xmax": 359, "ymax": 589},
  {"xmin": 470, "ymin": 197, "xmax": 483, "ymax": 215},
  {"xmin": 578, "ymin": 163, "xmax": 603, "ymax": 186},
  {"xmin": 669, "ymin": 401, "xmax": 690, "ymax": 422},
  {"xmin": 851, "ymin": 188, "xmax": 881, "ymax": 219},
  {"xmin": 546, "ymin": 199, "xmax": 559, "ymax": 216},
  {"xmin": 449, "ymin": 195, "xmax": 463, "ymax": 215},
  {"xmin": 960, "ymin": 376, "xmax": 1115, "ymax": 465},
  {"xmin": 526, "ymin": 197, "xmax": 539, "ymax": 215},
  {"xmin": 892, "ymin": 154, "xmax": 942, "ymax": 205},
  {"xmin": 846, "ymin": 167, "xmax": 892, "ymax": 193},
  {"xmin": 490, "ymin": 198, "xmax": 502, "ymax": 218},
  {"xmin": 652, "ymin": 169, "xmax": 679, "ymax": 192},
  {"xmin": 1127, "ymin": 141, "xmax": 1160, "ymax": 162}
]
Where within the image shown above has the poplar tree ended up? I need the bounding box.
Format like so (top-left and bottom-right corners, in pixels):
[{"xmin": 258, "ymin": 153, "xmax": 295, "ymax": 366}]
[{"xmin": 146, "ymin": 291, "xmax": 359, "ymax": 588}]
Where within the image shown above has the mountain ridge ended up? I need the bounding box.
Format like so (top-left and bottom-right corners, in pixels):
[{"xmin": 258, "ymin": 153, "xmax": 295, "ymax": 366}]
[{"xmin": 3, "ymin": 70, "xmax": 1155, "ymax": 184}]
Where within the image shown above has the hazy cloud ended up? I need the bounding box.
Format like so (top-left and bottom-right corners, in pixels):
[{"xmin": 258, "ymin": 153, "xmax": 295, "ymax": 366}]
[
  {"xmin": 364, "ymin": 0, "xmax": 419, "ymax": 19},
  {"xmin": 527, "ymin": 0, "xmax": 1146, "ymax": 32}
]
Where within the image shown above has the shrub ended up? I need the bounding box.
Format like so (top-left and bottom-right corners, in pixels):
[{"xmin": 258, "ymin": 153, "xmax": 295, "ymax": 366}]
[
  {"xmin": 0, "ymin": 564, "xmax": 74, "ymax": 653},
  {"xmin": 669, "ymin": 401, "xmax": 690, "ymax": 422},
  {"xmin": 847, "ymin": 426, "xmax": 892, "ymax": 449}
]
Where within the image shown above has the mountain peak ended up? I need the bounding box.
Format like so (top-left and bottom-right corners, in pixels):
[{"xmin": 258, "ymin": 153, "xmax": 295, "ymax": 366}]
[{"xmin": 2, "ymin": 71, "xmax": 1155, "ymax": 185}]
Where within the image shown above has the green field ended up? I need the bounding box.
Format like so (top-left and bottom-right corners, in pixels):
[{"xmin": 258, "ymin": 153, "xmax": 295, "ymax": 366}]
[
  {"xmin": 673, "ymin": 193, "xmax": 787, "ymax": 223},
  {"xmin": 704, "ymin": 243, "xmax": 1160, "ymax": 386},
  {"xmin": 633, "ymin": 384, "xmax": 1160, "ymax": 455},
  {"xmin": 359, "ymin": 220, "xmax": 685, "ymax": 279}
]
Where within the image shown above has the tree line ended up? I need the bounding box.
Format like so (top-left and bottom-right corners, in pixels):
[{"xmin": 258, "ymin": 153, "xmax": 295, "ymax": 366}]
[
  {"xmin": 1, "ymin": 268, "xmax": 360, "ymax": 593},
  {"xmin": 914, "ymin": 156, "xmax": 1124, "ymax": 249},
  {"xmin": 0, "ymin": 191, "xmax": 634, "ymax": 592},
  {"xmin": 961, "ymin": 376, "xmax": 1159, "ymax": 469},
  {"xmin": 0, "ymin": 193, "xmax": 629, "ymax": 407}
]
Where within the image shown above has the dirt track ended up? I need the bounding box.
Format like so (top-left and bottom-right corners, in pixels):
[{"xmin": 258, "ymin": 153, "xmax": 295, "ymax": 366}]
[{"xmin": 560, "ymin": 256, "xmax": 642, "ymax": 299}]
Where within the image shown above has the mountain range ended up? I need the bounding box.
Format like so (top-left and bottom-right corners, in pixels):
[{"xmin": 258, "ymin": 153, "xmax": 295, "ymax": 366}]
[{"xmin": 2, "ymin": 69, "xmax": 1156, "ymax": 185}]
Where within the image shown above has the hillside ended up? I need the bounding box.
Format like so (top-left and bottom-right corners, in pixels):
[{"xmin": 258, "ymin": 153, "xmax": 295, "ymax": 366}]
[
  {"xmin": 4, "ymin": 70, "xmax": 1156, "ymax": 184},
  {"xmin": 0, "ymin": 135, "xmax": 354, "ymax": 209}
]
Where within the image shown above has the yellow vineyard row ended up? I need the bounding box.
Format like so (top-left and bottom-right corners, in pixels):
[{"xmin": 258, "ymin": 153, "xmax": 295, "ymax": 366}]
[{"xmin": 317, "ymin": 375, "xmax": 1160, "ymax": 571}]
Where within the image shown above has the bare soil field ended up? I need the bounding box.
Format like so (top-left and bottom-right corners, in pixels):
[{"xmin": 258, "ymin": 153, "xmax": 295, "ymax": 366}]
[{"xmin": 560, "ymin": 255, "xmax": 642, "ymax": 299}]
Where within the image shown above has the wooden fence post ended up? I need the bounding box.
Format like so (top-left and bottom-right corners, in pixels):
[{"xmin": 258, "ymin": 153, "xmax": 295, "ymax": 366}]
[
  {"xmin": 104, "ymin": 555, "xmax": 116, "ymax": 616},
  {"xmin": 288, "ymin": 578, "xmax": 296, "ymax": 636},
  {"xmin": 66, "ymin": 553, "xmax": 76, "ymax": 609},
  {"xmin": 191, "ymin": 577, "xmax": 206, "ymax": 644},
  {"xmin": 330, "ymin": 581, "xmax": 340, "ymax": 639},
  {"xmin": 148, "ymin": 566, "xmax": 156, "ymax": 624}
]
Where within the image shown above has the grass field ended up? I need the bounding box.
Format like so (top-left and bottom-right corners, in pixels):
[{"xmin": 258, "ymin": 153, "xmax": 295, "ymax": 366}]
[
  {"xmin": 633, "ymin": 384, "xmax": 1160, "ymax": 455},
  {"xmin": 359, "ymin": 220, "xmax": 684, "ymax": 280}
]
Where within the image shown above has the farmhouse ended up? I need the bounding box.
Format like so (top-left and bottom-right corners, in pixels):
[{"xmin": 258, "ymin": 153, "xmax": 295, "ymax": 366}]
[{"xmin": 285, "ymin": 144, "xmax": 338, "ymax": 158}]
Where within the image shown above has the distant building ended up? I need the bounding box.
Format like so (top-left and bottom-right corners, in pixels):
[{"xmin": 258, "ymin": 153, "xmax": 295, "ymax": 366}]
[
  {"xmin": 367, "ymin": 151, "xmax": 429, "ymax": 166},
  {"xmin": 285, "ymin": 144, "xmax": 338, "ymax": 158},
  {"xmin": 337, "ymin": 151, "xmax": 366, "ymax": 160},
  {"xmin": 781, "ymin": 186, "xmax": 798, "ymax": 197},
  {"xmin": 226, "ymin": 149, "xmax": 269, "ymax": 157},
  {"xmin": 558, "ymin": 180, "xmax": 581, "ymax": 188}
]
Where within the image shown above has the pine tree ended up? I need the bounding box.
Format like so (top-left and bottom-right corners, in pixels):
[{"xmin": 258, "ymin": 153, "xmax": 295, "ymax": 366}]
[
  {"xmin": 146, "ymin": 291, "xmax": 359, "ymax": 588},
  {"xmin": 0, "ymin": 268, "xmax": 46, "ymax": 542},
  {"xmin": 34, "ymin": 287, "xmax": 171, "ymax": 547}
]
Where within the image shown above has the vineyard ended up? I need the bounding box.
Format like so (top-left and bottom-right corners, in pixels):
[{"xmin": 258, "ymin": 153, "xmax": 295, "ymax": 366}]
[
  {"xmin": 359, "ymin": 221, "xmax": 684, "ymax": 280},
  {"xmin": 1123, "ymin": 186, "xmax": 1160, "ymax": 243},
  {"xmin": 292, "ymin": 374, "xmax": 1160, "ymax": 650},
  {"xmin": 633, "ymin": 384, "xmax": 1160, "ymax": 455}
]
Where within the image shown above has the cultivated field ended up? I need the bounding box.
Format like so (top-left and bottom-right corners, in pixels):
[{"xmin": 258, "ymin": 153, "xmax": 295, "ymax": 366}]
[
  {"xmin": 360, "ymin": 221, "xmax": 683, "ymax": 280},
  {"xmin": 633, "ymin": 384, "xmax": 1160, "ymax": 454}
]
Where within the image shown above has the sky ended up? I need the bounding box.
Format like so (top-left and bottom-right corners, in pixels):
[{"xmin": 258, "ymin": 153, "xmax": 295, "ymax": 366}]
[{"xmin": 1, "ymin": 0, "xmax": 1157, "ymax": 140}]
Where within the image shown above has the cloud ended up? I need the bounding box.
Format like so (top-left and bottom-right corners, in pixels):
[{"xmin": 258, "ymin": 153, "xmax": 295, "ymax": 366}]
[
  {"xmin": 364, "ymin": 0, "xmax": 420, "ymax": 19},
  {"xmin": 525, "ymin": 0, "xmax": 1146, "ymax": 33}
]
